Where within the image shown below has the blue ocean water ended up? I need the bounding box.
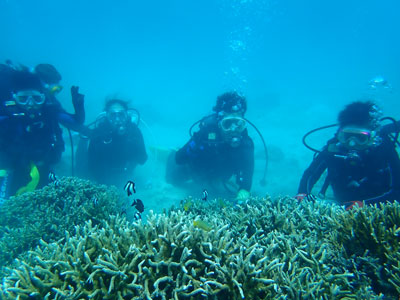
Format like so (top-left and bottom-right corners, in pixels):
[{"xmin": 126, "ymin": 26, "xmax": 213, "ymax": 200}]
[{"xmin": 1, "ymin": 0, "xmax": 399, "ymax": 204}]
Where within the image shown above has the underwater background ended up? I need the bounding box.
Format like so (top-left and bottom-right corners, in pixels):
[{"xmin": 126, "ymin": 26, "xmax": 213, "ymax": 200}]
[
  {"xmin": 1, "ymin": 0, "xmax": 400, "ymax": 207},
  {"xmin": 2, "ymin": 1, "xmax": 400, "ymax": 299}
]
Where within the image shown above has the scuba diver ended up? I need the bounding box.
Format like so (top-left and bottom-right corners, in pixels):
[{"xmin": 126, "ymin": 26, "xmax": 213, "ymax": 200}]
[
  {"xmin": 296, "ymin": 101, "xmax": 400, "ymax": 209},
  {"xmin": 76, "ymin": 99, "xmax": 148, "ymax": 187},
  {"xmin": 0, "ymin": 68, "xmax": 85, "ymax": 200},
  {"xmin": 1, "ymin": 61, "xmax": 84, "ymax": 130},
  {"xmin": 166, "ymin": 91, "xmax": 255, "ymax": 201}
]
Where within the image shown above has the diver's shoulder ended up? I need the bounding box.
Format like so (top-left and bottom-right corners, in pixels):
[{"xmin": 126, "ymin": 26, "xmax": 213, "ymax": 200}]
[{"xmin": 199, "ymin": 114, "xmax": 218, "ymax": 129}]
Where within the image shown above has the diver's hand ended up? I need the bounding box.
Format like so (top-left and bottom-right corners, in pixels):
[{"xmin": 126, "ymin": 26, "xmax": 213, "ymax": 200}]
[
  {"xmin": 71, "ymin": 86, "xmax": 84, "ymax": 108},
  {"xmin": 294, "ymin": 193, "xmax": 316, "ymax": 202},
  {"xmin": 236, "ymin": 189, "xmax": 250, "ymax": 203},
  {"xmin": 71, "ymin": 86, "xmax": 85, "ymax": 124}
]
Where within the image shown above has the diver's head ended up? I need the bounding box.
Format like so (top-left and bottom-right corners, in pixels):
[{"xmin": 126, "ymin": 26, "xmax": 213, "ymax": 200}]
[
  {"xmin": 213, "ymin": 91, "xmax": 247, "ymax": 117},
  {"xmin": 218, "ymin": 112, "xmax": 247, "ymax": 147},
  {"xmin": 12, "ymin": 71, "xmax": 46, "ymax": 117},
  {"xmin": 34, "ymin": 64, "xmax": 63, "ymax": 95},
  {"xmin": 104, "ymin": 99, "xmax": 129, "ymax": 135},
  {"xmin": 214, "ymin": 92, "xmax": 247, "ymax": 147},
  {"xmin": 336, "ymin": 101, "xmax": 382, "ymax": 151}
]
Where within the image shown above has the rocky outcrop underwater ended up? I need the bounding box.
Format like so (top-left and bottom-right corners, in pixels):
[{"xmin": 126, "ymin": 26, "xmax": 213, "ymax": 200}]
[{"xmin": 0, "ymin": 178, "xmax": 399, "ymax": 299}]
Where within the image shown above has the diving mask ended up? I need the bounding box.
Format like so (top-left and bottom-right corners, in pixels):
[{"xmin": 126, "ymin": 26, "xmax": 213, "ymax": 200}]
[
  {"xmin": 337, "ymin": 126, "xmax": 376, "ymax": 150},
  {"xmin": 219, "ymin": 116, "xmax": 246, "ymax": 133},
  {"xmin": 107, "ymin": 110, "xmax": 128, "ymax": 125},
  {"xmin": 13, "ymin": 90, "xmax": 45, "ymax": 106},
  {"xmin": 106, "ymin": 109, "xmax": 128, "ymax": 135}
]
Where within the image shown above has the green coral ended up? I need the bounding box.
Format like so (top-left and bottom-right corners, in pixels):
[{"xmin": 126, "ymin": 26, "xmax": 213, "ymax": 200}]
[
  {"xmin": 181, "ymin": 197, "xmax": 375, "ymax": 298},
  {"xmin": 332, "ymin": 202, "xmax": 400, "ymax": 297},
  {"xmin": 3, "ymin": 196, "xmax": 399, "ymax": 299},
  {"xmin": 0, "ymin": 177, "xmax": 123, "ymax": 272}
]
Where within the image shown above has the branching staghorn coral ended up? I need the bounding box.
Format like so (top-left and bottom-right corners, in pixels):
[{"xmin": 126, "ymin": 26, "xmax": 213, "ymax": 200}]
[
  {"xmin": 333, "ymin": 201, "xmax": 400, "ymax": 297},
  {"xmin": 2, "ymin": 196, "xmax": 393, "ymax": 299},
  {"xmin": 0, "ymin": 177, "xmax": 123, "ymax": 272}
]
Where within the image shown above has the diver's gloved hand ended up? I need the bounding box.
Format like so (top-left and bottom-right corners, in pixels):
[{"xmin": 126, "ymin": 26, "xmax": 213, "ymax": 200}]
[
  {"xmin": 71, "ymin": 86, "xmax": 85, "ymax": 124},
  {"xmin": 294, "ymin": 193, "xmax": 316, "ymax": 202},
  {"xmin": 345, "ymin": 200, "xmax": 363, "ymax": 211},
  {"xmin": 71, "ymin": 86, "xmax": 84, "ymax": 107},
  {"xmin": 236, "ymin": 189, "xmax": 250, "ymax": 203}
]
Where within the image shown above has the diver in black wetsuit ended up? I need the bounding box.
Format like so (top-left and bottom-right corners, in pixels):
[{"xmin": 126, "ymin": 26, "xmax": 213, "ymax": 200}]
[
  {"xmin": 76, "ymin": 99, "xmax": 147, "ymax": 187},
  {"xmin": 296, "ymin": 101, "xmax": 400, "ymax": 209},
  {"xmin": 1, "ymin": 61, "xmax": 85, "ymax": 129},
  {"xmin": 166, "ymin": 92, "xmax": 254, "ymax": 200},
  {"xmin": 0, "ymin": 68, "xmax": 85, "ymax": 199}
]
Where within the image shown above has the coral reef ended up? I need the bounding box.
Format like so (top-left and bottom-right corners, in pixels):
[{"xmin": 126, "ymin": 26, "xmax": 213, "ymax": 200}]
[
  {"xmin": 2, "ymin": 196, "xmax": 399, "ymax": 299},
  {"xmin": 333, "ymin": 202, "xmax": 400, "ymax": 297},
  {"xmin": 0, "ymin": 177, "xmax": 123, "ymax": 271}
]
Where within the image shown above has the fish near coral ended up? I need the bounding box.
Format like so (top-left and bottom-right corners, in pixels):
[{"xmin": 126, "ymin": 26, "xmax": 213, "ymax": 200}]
[
  {"xmin": 91, "ymin": 195, "xmax": 98, "ymax": 206},
  {"xmin": 131, "ymin": 199, "xmax": 144, "ymax": 213},
  {"xmin": 218, "ymin": 198, "xmax": 227, "ymax": 208},
  {"xmin": 48, "ymin": 171, "xmax": 60, "ymax": 187},
  {"xmin": 124, "ymin": 181, "xmax": 136, "ymax": 196},
  {"xmin": 183, "ymin": 200, "xmax": 192, "ymax": 211},
  {"xmin": 193, "ymin": 220, "xmax": 212, "ymax": 232},
  {"xmin": 202, "ymin": 189, "xmax": 208, "ymax": 201},
  {"xmin": 48, "ymin": 171, "xmax": 57, "ymax": 183},
  {"xmin": 134, "ymin": 211, "xmax": 142, "ymax": 221}
]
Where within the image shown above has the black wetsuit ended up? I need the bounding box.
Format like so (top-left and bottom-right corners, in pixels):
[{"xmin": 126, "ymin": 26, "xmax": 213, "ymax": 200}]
[
  {"xmin": 0, "ymin": 66, "xmax": 85, "ymax": 197},
  {"xmin": 169, "ymin": 114, "xmax": 254, "ymax": 192},
  {"xmin": 0, "ymin": 100, "xmax": 84, "ymax": 197},
  {"xmin": 298, "ymin": 136, "xmax": 400, "ymax": 206},
  {"xmin": 78, "ymin": 121, "xmax": 147, "ymax": 186}
]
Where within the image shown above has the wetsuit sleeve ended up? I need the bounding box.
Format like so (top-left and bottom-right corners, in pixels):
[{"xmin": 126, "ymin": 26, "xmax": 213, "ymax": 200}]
[
  {"xmin": 237, "ymin": 137, "xmax": 254, "ymax": 191},
  {"xmin": 57, "ymin": 111, "xmax": 87, "ymax": 132},
  {"xmin": 363, "ymin": 143, "xmax": 400, "ymax": 205},
  {"xmin": 298, "ymin": 152, "xmax": 328, "ymax": 194}
]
